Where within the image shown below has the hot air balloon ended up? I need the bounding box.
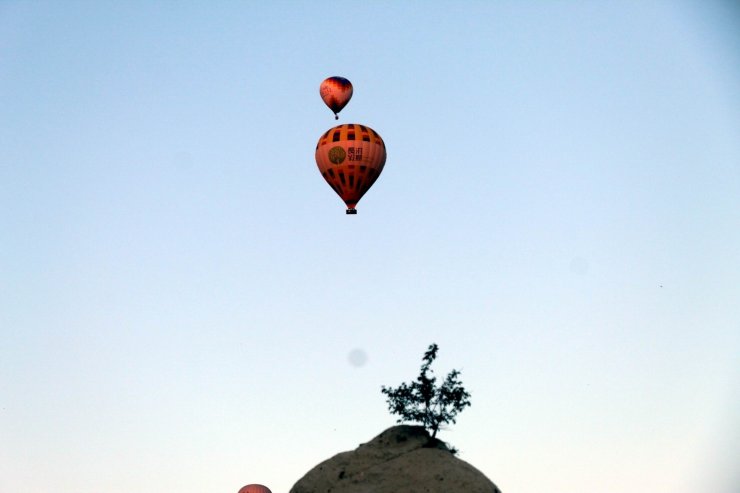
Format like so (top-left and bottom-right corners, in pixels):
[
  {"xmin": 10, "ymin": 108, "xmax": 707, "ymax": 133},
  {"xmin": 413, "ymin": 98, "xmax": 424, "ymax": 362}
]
[
  {"xmin": 238, "ymin": 484, "xmax": 272, "ymax": 493},
  {"xmin": 315, "ymin": 123, "xmax": 387, "ymax": 214},
  {"xmin": 320, "ymin": 76, "xmax": 353, "ymax": 119}
]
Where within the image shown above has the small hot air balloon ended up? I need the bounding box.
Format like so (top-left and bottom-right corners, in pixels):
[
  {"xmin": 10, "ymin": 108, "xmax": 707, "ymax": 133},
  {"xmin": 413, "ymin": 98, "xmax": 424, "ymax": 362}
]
[
  {"xmin": 320, "ymin": 76, "xmax": 353, "ymax": 119},
  {"xmin": 315, "ymin": 123, "xmax": 387, "ymax": 214},
  {"xmin": 238, "ymin": 484, "xmax": 272, "ymax": 493}
]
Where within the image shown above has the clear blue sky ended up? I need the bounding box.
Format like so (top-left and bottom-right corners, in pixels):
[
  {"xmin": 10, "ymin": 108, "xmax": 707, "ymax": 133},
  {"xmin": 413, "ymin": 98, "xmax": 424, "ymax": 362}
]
[{"xmin": 1, "ymin": 2, "xmax": 738, "ymax": 492}]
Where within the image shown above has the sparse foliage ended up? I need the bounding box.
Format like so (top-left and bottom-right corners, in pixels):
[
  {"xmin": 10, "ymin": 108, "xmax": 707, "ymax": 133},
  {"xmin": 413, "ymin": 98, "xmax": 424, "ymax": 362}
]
[{"xmin": 381, "ymin": 343, "xmax": 471, "ymax": 439}]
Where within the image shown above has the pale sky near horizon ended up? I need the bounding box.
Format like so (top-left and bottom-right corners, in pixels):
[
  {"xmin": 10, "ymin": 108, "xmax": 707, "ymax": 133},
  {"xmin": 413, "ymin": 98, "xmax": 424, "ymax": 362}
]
[{"xmin": 1, "ymin": 2, "xmax": 739, "ymax": 493}]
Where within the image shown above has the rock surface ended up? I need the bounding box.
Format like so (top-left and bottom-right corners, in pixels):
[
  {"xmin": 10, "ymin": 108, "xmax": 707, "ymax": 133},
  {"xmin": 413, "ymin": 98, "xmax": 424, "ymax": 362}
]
[{"xmin": 290, "ymin": 425, "xmax": 501, "ymax": 493}]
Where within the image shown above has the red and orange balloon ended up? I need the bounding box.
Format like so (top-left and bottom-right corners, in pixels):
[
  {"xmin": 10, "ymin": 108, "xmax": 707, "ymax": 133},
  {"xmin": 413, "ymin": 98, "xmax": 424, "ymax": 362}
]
[
  {"xmin": 319, "ymin": 76, "xmax": 353, "ymax": 120},
  {"xmin": 238, "ymin": 484, "xmax": 272, "ymax": 493},
  {"xmin": 315, "ymin": 123, "xmax": 387, "ymax": 214}
]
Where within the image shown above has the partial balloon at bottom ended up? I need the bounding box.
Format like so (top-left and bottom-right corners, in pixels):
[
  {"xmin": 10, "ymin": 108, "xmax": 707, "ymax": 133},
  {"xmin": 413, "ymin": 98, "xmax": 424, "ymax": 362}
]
[{"xmin": 238, "ymin": 484, "xmax": 272, "ymax": 493}]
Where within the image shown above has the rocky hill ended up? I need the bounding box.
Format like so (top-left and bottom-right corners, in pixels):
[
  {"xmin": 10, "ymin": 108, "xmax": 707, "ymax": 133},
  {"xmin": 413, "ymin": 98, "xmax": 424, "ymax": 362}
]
[{"xmin": 290, "ymin": 425, "xmax": 501, "ymax": 493}]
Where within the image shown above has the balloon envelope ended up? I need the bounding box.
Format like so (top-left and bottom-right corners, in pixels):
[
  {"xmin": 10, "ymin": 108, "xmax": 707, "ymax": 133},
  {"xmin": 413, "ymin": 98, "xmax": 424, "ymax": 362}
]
[
  {"xmin": 238, "ymin": 485, "xmax": 272, "ymax": 493},
  {"xmin": 315, "ymin": 123, "xmax": 387, "ymax": 213},
  {"xmin": 320, "ymin": 76, "xmax": 353, "ymax": 119}
]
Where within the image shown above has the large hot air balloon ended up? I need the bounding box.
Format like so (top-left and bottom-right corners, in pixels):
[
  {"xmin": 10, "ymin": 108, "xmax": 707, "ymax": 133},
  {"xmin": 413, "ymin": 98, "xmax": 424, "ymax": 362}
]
[
  {"xmin": 320, "ymin": 76, "xmax": 353, "ymax": 119},
  {"xmin": 238, "ymin": 484, "xmax": 272, "ymax": 493},
  {"xmin": 315, "ymin": 123, "xmax": 387, "ymax": 214}
]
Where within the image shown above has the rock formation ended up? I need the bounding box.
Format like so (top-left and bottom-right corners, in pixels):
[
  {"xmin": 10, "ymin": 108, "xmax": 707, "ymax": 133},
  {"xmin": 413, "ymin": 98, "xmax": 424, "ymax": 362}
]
[{"xmin": 290, "ymin": 425, "xmax": 501, "ymax": 493}]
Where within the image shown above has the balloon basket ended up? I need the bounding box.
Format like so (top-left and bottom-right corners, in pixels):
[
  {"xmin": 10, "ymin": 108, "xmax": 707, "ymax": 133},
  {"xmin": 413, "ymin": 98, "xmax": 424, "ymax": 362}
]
[{"xmin": 346, "ymin": 208, "xmax": 357, "ymax": 215}]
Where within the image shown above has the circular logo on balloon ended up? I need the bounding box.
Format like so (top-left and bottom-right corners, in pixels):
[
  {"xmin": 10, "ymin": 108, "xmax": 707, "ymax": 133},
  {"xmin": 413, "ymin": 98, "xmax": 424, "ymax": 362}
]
[{"xmin": 328, "ymin": 146, "xmax": 346, "ymax": 164}]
